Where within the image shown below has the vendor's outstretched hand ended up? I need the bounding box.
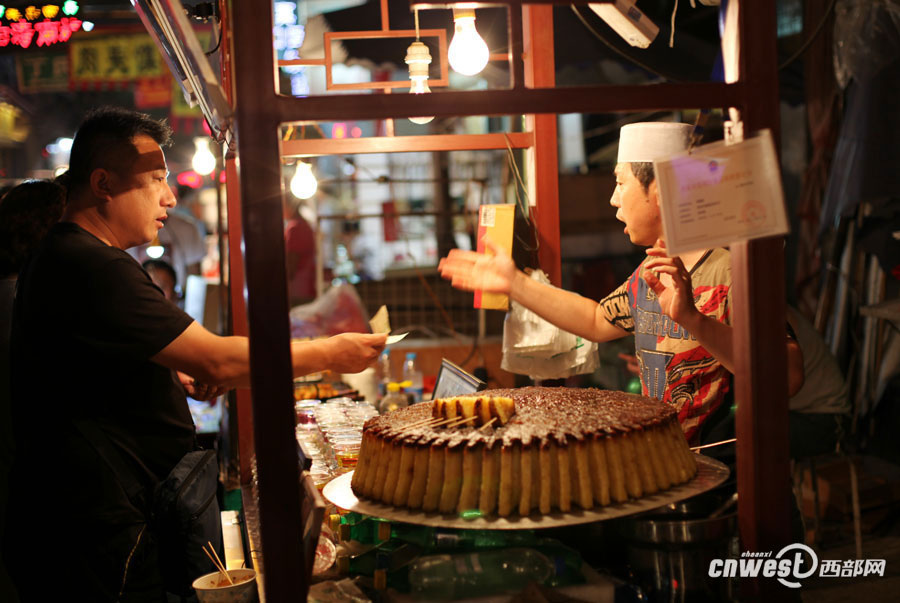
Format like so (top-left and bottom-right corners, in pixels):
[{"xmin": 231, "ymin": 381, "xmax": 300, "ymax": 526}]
[
  {"xmin": 642, "ymin": 239, "xmax": 698, "ymax": 325},
  {"xmin": 438, "ymin": 237, "xmax": 517, "ymax": 295}
]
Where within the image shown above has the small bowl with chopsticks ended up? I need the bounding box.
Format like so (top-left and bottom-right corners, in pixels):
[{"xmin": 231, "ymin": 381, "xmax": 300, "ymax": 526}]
[
  {"xmin": 192, "ymin": 568, "xmax": 257, "ymax": 603},
  {"xmin": 193, "ymin": 541, "xmax": 258, "ymax": 602}
]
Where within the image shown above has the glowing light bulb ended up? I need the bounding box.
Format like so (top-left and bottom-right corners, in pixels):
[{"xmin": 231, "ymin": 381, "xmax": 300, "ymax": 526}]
[
  {"xmin": 192, "ymin": 137, "xmax": 216, "ymax": 176},
  {"xmin": 448, "ymin": 8, "xmax": 489, "ymax": 76},
  {"xmin": 405, "ymin": 40, "xmax": 434, "ymax": 125},
  {"xmin": 147, "ymin": 235, "xmax": 165, "ymax": 259},
  {"xmin": 290, "ymin": 161, "xmax": 317, "ymax": 199}
]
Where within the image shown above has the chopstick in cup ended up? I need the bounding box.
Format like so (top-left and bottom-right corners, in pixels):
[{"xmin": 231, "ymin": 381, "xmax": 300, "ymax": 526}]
[
  {"xmin": 203, "ymin": 542, "xmax": 233, "ymax": 585},
  {"xmin": 207, "ymin": 541, "xmax": 232, "ymax": 584}
]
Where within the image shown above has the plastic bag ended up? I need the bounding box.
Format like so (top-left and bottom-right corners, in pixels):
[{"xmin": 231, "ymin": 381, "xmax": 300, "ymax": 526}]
[
  {"xmin": 500, "ymin": 270, "xmax": 599, "ymax": 380},
  {"xmin": 833, "ymin": 0, "xmax": 900, "ymax": 88},
  {"xmin": 289, "ymin": 283, "xmax": 370, "ymax": 339}
]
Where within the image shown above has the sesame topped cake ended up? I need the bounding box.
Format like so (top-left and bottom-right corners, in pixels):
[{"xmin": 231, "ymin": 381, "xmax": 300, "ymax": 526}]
[{"xmin": 350, "ymin": 387, "xmax": 696, "ymax": 517}]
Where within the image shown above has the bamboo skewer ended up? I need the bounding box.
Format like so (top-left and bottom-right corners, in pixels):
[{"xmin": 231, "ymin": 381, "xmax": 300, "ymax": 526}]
[
  {"xmin": 446, "ymin": 415, "xmax": 477, "ymax": 429},
  {"xmin": 477, "ymin": 417, "xmax": 497, "ymax": 432},
  {"xmin": 402, "ymin": 416, "xmax": 444, "ymax": 430},
  {"xmin": 690, "ymin": 438, "xmax": 736, "ymax": 451},
  {"xmin": 204, "ymin": 541, "xmax": 233, "ymax": 585}
]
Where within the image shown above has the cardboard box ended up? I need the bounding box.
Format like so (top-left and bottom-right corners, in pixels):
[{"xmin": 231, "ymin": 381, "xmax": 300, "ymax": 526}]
[{"xmin": 474, "ymin": 204, "xmax": 515, "ymax": 311}]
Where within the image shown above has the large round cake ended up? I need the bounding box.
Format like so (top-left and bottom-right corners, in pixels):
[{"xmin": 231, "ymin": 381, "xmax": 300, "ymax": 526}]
[{"xmin": 350, "ymin": 387, "xmax": 697, "ymax": 517}]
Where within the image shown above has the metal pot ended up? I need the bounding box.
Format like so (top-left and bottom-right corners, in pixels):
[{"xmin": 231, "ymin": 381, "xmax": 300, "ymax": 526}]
[{"xmin": 617, "ymin": 488, "xmax": 739, "ymax": 603}]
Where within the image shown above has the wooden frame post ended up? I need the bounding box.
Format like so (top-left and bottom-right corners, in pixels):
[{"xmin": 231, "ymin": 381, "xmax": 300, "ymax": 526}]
[
  {"xmin": 230, "ymin": 0, "xmax": 307, "ymax": 598},
  {"xmin": 730, "ymin": 0, "xmax": 793, "ymax": 598}
]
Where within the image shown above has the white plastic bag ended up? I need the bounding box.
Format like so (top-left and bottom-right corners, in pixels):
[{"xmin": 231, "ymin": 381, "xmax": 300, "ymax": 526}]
[{"xmin": 501, "ymin": 270, "xmax": 599, "ymax": 380}]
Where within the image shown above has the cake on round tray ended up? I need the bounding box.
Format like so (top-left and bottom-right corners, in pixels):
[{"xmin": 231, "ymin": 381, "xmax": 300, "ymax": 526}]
[{"xmin": 350, "ymin": 387, "xmax": 697, "ymax": 517}]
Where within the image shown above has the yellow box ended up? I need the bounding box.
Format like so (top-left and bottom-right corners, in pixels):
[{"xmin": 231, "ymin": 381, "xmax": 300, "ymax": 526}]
[{"xmin": 474, "ymin": 204, "xmax": 515, "ymax": 310}]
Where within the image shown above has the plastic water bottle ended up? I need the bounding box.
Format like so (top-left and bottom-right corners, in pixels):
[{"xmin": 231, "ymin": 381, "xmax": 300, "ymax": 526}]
[
  {"xmin": 378, "ymin": 383, "xmax": 408, "ymax": 414},
  {"xmin": 408, "ymin": 548, "xmax": 554, "ymax": 600},
  {"xmin": 403, "ymin": 352, "xmax": 424, "ymax": 402},
  {"xmin": 377, "ymin": 350, "xmax": 392, "ymax": 399}
]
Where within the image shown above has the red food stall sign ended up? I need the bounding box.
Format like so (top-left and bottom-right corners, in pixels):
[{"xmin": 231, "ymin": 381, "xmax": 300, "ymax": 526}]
[{"xmin": 0, "ymin": 3, "xmax": 82, "ymax": 49}]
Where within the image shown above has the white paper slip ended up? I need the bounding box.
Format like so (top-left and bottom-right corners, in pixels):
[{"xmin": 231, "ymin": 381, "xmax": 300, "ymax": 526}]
[
  {"xmin": 385, "ymin": 332, "xmax": 409, "ymax": 345},
  {"xmin": 369, "ymin": 305, "xmax": 390, "ymax": 334},
  {"xmin": 653, "ymin": 129, "xmax": 789, "ymax": 256}
]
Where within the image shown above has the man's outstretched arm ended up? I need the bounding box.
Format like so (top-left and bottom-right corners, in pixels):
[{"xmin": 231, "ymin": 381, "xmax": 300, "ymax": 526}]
[
  {"xmin": 439, "ymin": 237, "xmax": 629, "ymax": 343},
  {"xmin": 152, "ymin": 323, "xmax": 386, "ymax": 388}
]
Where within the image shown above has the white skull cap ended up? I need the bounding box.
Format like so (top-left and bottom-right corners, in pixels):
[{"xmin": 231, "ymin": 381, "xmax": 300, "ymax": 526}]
[{"xmin": 617, "ymin": 122, "xmax": 693, "ymax": 163}]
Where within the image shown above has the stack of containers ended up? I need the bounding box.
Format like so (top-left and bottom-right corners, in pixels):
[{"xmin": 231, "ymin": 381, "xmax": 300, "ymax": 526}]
[
  {"xmin": 313, "ymin": 397, "xmax": 378, "ymax": 475},
  {"xmin": 294, "ymin": 398, "xmax": 336, "ymax": 492},
  {"xmin": 295, "ymin": 397, "xmax": 378, "ymax": 492}
]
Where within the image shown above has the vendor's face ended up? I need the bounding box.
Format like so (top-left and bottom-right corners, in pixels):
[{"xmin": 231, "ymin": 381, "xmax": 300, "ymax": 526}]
[
  {"xmin": 610, "ymin": 163, "xmax": 661, "ymax": 247},
  {"xmin": 104, "ymin": 134, "xmax": 176, "ymax": 249}
]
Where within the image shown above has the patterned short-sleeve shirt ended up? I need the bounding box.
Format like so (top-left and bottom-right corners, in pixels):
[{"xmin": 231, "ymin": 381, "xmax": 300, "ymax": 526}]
[{"xmin": 599, "ymin": 248, "xmax": 733, "ymax": 442}]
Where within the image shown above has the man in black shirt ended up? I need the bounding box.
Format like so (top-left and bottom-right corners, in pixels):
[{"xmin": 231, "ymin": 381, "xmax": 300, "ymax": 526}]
[{"xmin": 5, "ymin": 107, "xmax": 386, "ymax": 601}]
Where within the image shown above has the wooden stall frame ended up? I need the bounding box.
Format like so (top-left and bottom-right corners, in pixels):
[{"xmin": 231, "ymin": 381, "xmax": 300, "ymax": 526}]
[{"xmin": 223, "ymin": 0, "xmax": 790, "ymax": 599}]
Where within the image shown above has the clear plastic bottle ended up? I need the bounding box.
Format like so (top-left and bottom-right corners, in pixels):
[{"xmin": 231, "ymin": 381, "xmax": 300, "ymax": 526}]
[
  {"xmin": 377, "ymin": 382, "xmax": 408, "ymax": 414},
  {"xmin": 408, "ymin": 548, "xmax": 554, "ymax": 600},
  {"xmin": 402, "ymin": 352, "xmax": 424, "ymax": 403},
  {"xmin": 377, "ymin": 350, "xmax": 392, "ymax": 400}
]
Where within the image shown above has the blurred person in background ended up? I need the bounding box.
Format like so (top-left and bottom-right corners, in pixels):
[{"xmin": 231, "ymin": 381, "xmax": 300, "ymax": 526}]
[
  {"xmin": 143, "ymin": 258, "xmax": 178, "ymax": 303},
  {"xmin": 284, "ymin": 195, "xmax": 317, "ymax": 306},
  {"xmin": 0, "ymin": 179, "xmax": 66, "ymax": 603}
]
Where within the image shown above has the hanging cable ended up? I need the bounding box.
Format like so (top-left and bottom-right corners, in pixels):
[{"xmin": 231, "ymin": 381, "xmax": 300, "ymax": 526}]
[
  {"xmin": 570, "ymin": 5, "xmax": 683, "ymax": 82},
  {"xmin": 778, "ymin": 0, "xmax": 838, "ymax": 70}
]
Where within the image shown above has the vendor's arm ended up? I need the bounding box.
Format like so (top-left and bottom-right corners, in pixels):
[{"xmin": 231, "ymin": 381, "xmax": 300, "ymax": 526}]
[
  {"xmin": 152, "ymin": 323, "xmax": 386, "ymax": 388},
  {"xmin": 643, "ymin": 240, "xmax": 804, "ymax": 396},
  {"xmin": 439, "ymin": 237, "xmax": 628, "ymax": 343}
]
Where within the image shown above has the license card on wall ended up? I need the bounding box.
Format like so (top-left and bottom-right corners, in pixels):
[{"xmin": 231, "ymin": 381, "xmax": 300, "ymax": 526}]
[{"xmin": 654, "ymin": 129, "xmax": 789, "ymax": 256}]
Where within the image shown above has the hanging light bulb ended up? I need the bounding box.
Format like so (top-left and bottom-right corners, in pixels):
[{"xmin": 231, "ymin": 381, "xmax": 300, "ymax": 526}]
[
  {"xmin": 192, "ymin": 137, "xmax": 216, "ymax": 176},
  {"xmin": 448, "ymin": 8, "xmax": 490, "ymax": 76},
  {"xmin": 290, "ymin": 161, "xmax": 318, "ymax": 199},
  {"xmin": 405, "ymin": 40, "xmax": 434, "ymax": 125},
  {"xmin": 146, "ymin": 235, "xmax": 165, "ymax": 259}
]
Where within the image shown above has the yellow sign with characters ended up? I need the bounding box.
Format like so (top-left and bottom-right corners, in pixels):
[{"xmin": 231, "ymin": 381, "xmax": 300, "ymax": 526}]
[{"xmin": 70, "ymin": 35, "xmax": 165, "ymax": 83}]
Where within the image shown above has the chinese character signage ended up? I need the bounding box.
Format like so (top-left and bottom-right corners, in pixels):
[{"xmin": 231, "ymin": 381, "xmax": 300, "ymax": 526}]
[
  {"xmin": 15, "ymin": 48, "xmax": 68, "ymax": 92},
  {"xmin": 0, "ymin": 3, "xmax": 82, "ymax": 48},
  {"xmin": 70, "ymin": 35, "xmax": 166, "ymax": 84}
]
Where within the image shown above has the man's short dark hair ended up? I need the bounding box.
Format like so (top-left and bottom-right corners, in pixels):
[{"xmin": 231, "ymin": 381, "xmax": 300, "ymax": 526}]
[
  {"xmin": 0, "ymin": 179, "xmax": 66, "ymax": 278},
  {"xmin": 630, "ymin": 162, "xmax": 655, "ymax": 193},
  {"xmin": 67, "ymin": 106, "xmax": 173, "ymax": 196}
]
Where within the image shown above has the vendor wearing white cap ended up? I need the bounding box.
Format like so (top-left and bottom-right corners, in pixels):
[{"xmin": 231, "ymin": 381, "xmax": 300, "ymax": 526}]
[{"xmin": 439, "ymin": 122, "xmax": 804, "ymax": 444}]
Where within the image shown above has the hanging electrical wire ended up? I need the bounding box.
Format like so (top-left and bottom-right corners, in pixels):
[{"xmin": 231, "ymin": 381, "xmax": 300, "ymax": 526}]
[
  {"xmin": 778, "ymin": 0, "xmax": 838, "ymax": 70},
  {"xmin": 570, "ymin": 4, "xmax": 684, "ymax": 83}
]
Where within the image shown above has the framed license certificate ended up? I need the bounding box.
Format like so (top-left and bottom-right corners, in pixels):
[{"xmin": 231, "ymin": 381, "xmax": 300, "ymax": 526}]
[{"xmin": 653, "ymin": 129, "xmax": 789, "ymax": 256}]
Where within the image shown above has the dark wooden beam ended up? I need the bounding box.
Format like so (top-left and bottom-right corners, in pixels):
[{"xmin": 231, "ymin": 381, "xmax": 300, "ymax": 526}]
[
  {"xmin": 231, "ymin": 0, "xmax": 307, "ymax": 599},
  {"xmin": 523, "ymin": 4, "xmax": 561, "ymax": 286},
  {"xmin": 730, "ymin": 0, "xmax": 792, "ymax": 599},
  {"xmin": 270, "ymin": 82, "xmax": 744, "ymax": 123},
  {"xmin": 410, "ymin": 0, "xmax": 613, "ymax": 7}
]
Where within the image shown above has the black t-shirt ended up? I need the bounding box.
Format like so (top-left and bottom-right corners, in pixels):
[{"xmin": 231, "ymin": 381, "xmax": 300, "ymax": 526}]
[{"xmin": 10, "ymin": 222, "xmax": 195, "ymax": 516}]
